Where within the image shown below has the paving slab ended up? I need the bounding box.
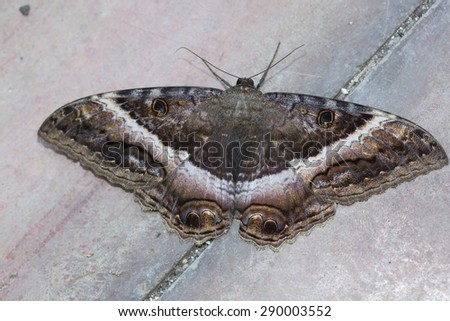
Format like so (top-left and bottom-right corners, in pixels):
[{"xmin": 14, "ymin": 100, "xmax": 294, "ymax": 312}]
[{"xmin": 1, "ymin": 0, "xmax": 444, "ymax": 301}]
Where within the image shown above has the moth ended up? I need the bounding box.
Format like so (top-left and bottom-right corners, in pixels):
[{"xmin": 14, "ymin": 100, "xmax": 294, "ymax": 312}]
[{"xmin": 38, "ymin": 46, "xmax": 448, "ymax": 249}]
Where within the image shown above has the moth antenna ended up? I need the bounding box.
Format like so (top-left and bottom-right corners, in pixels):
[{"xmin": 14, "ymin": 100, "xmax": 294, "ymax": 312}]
[
  {"xmin": 202, "ymin": 58, "xmax": 233, "ymax": 88},
  {"xmin": 252, "ymin": 44, "xmax": 305, "ymax": 88},
  {"xmin": 177, "ymin": 47, "xmax": 235, "ymax": 88},
  {"xmin": 256, "ymin": 42, "xmax": 281, "ymax": 89},
  {"xmin": 177, "ymin": 44, "xmax": 304, "ymax": 89}
]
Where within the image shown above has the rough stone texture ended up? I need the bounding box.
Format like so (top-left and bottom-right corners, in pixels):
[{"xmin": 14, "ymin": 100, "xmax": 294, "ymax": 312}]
[{"xmin": 1, "ymin": 0, "xmax": 448, "ymax": 300}]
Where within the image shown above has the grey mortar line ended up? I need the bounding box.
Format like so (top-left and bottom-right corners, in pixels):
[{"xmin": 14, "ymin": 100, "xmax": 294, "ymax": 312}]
[
  {"xmin": 142, "ymin": 0, "xmax": 440, "ymax": 301},
  {"xmin": 144, "ymin": 242, "xmax": 210, "ymax": 300},
  {"xmin": 334, "ymin": 0, "xmax": 439, "ymax": 100}
]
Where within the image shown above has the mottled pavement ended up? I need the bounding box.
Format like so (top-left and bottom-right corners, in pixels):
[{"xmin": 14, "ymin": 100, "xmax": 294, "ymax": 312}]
[{"xmin": 0, "ymin": 0, "xmax": 449, "ymax": 300}]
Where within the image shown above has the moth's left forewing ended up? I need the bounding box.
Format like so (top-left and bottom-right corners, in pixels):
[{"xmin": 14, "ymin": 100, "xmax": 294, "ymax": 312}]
[
  {"xmin": 40, "ymin": 89, "xmax": 181, "ymax": 184},
  {"xmin": 39, "ymin": 88, "xmax": 220, "ymax": 177},
  {"xmin": 264, "ymin": 93, "xmax": 448, "ymax": 205}
]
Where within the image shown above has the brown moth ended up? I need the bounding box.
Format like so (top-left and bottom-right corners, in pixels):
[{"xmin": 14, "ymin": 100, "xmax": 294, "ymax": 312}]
[{"xmin": 38, "ymin": 47, "xmax": 448, "ymax": 249}]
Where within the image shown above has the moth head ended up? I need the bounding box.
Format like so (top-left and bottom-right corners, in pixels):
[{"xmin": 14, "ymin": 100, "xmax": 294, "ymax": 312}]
[{"xmin": 236, "ymin": 78, "xmax": 255, "ymax": 88}]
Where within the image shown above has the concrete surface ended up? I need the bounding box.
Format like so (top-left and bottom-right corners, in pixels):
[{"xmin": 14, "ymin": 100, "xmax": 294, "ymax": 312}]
[{"xmin": 0, "ymin": 0, "xmax": 448, "ymax": 300}]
